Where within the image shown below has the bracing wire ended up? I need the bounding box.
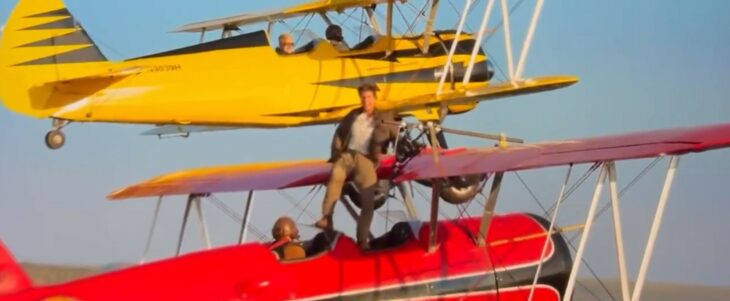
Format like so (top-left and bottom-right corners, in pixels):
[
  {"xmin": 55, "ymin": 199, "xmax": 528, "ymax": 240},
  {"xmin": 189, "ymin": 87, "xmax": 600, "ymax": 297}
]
[
  {"xmin": 289, "ymin": 13, "xmax": 310, "ymax": 33},
  {"xmin": 568, "ymin": 157, "xmax": 663, "ymax": 243},
  {"xmin": 328, "ymin": 10, "xmax": 362, "ymax": 36},
  {"xmin": 514, "ymin": 171, "xmax": 551, "ymax": 219},
  {"xmin": 546, "ymin": 163, "xmax": 601, "ymax": 215},
  {"xmin": 208, "ymin": 196, "xmax": 267, "ymax": 241},
  {"xmin": 294, "ymin": 13, "xmax": 316, "ymax": 45},
  {"xmin": 513, "ymin": 165, "xmax": 616, "ymax": 301},
  {"xmin": 515, "ymin": 158, "xmax": 664, "ymax": 300},
  {"xmin": 279, "ymin": 187, "xmax": 320, "ymax": 222},
  {"xmin": 394, "ymin": 3, "xmax": 415, "ymax": 36},
  {"xmin": 403, "ymin": 1, "xmax": 431, "ymax": 34},
  {"xmin": 373, "ymin": 9, "xmax": 405, "ymax": 35}
]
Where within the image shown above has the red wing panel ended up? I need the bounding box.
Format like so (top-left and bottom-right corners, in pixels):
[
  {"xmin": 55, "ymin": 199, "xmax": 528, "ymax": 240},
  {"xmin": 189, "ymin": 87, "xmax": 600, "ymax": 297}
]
[
  {"xmin": 109, "ymin": 123, "xmax": 730, "ymax": 199},
  {"xmin": 396, "ymin": 123, "xmax": 730, "ymax": 182},
  {"xmin": 107, "ymin": 156, "xmax": 401, "ymax": 200}
]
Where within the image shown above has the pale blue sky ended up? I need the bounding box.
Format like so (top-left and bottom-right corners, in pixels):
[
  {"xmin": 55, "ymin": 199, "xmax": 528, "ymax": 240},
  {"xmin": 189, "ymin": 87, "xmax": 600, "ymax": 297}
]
[{"xmin": 1, "ymin": 0, "xmax": 729, "ymax": 287}]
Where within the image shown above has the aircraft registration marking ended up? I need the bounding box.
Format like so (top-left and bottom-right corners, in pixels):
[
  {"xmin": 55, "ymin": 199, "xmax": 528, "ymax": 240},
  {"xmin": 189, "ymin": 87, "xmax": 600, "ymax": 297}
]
[{"xmin": 149, "ymin": 64, "xmax": 182, "ymax": 73}]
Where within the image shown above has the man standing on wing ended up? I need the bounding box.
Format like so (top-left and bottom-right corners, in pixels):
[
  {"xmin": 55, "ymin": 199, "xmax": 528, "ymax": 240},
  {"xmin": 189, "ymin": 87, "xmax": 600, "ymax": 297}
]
[{"xmin": 314, "ymin": 83, "xmax": 398, "ymax": 250}]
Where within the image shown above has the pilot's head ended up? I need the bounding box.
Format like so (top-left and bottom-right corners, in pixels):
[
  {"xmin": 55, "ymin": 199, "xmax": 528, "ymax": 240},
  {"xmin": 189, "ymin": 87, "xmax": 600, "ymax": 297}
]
[
  {"xmin": 272, "ymin": 216, "xmax": 299, "ymax": 241},
  {"xmin": 325, "ymin": 25, "xmax": 344, "ymax": 43},
  {"xmin": 278, "ymin": 33, "xmax": 294, "ymax": 54},
  {"xmin": 358, "ymin": 83, "xmax": 379, "ymax": 116}
]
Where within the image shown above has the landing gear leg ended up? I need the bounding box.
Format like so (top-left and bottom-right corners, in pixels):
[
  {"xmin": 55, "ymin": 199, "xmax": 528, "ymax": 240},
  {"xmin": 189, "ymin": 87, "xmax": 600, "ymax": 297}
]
[
  {"xmin": 45, "ymin": 119, "xmax": 69, "ymax": 150},
  {"xmin": 420, "ymin": 121, "xmax": 486, "ymax": 205}
]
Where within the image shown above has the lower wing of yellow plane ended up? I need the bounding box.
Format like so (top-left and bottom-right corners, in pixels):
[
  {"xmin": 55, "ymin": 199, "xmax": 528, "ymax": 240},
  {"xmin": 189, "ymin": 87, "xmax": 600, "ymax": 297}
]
[
  {"xmin": 142, "ymin": 75, "xmax": 578, "ymax": 136},
  {"xmin": 381, "ymin": 75, "xmax": 579, "ymax": 113}
]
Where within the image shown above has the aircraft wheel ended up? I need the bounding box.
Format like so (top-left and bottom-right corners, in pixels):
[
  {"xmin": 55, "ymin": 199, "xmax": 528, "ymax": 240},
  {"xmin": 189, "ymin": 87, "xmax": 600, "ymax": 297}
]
[
  {"xmin": 45, "ymin": 130, "xmax": 65, "ymax": 150},
  {"xmin": 343, "ymin": 180, "xmax": 390, "ymax": 210},
  {"xmin": 417, "ymin": 174, "xmax": 487, "ymax": 205}
]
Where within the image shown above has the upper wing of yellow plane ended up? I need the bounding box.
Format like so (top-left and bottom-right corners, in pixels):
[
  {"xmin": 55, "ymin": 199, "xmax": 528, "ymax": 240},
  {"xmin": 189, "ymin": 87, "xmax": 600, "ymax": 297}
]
[{"xmin": 174, "ymin": 0, "xmax": 394, "ymax": 33}]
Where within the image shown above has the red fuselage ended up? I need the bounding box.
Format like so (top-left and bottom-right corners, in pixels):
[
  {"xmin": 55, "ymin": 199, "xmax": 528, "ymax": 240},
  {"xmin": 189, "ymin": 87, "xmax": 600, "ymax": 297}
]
[{"xmin": 5, "ymin": 213, "xmax": 572, "ymax": 300}]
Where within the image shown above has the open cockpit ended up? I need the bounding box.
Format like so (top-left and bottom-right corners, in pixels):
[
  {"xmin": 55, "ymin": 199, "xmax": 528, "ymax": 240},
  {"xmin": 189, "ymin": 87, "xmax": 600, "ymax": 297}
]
[{"xmin": 275, "ymin": 220, "xmax": 417, "ymax": 263}]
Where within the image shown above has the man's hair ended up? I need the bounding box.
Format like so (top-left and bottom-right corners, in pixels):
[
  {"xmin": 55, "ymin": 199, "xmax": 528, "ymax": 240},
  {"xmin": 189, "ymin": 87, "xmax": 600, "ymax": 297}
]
[
  {"xmin": 357, "ymin": 83, "xmax": 379, "ymax": 96},
  {"xmin": 325, "ymin": 25, "xmax": 344, "ymax": 42}
]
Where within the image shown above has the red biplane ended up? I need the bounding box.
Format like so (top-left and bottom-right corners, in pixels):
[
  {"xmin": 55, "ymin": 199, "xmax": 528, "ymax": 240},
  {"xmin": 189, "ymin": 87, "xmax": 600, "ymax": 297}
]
[{"xmin": 2, "ymin": 122, "xmax": 730, "ymax": 301}]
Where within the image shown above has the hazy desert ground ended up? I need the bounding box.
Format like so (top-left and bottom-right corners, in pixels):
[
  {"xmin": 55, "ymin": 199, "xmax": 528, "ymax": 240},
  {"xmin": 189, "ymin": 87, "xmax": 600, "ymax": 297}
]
[
  {"xmin": 21, "ymin": 263, "xmax": 730, "ymax": 300},
  {"xmin": 574, "ymin": 279, "xmax": 729, "ymax": 301}
]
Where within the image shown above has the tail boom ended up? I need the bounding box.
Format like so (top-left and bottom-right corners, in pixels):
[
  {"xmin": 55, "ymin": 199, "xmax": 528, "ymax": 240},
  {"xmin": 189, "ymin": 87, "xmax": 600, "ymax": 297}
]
[{"xmin": 0, "ymin": 241, "xmax": 31, "ymax": 296}]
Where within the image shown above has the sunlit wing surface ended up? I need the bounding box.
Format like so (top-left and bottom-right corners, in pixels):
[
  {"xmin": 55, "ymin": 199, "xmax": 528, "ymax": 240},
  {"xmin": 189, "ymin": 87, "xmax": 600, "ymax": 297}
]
[
  {"xmin": 108, "ymin": 160, "xmax": 330, "ymax": 200},
  {"xmin": 396, "ymin": 123, "xmax": 730, "ymax": 182},
  {"xmin": 174, "ymin": 0, "xmax": 393, "ymax": 33},
  {"xmin": 380, "ymin": 75, "xmax": 579, "ymax": 112},
  {"xmin": 109, "ymin": 123, "xmax": 730, "ymax": 200}
]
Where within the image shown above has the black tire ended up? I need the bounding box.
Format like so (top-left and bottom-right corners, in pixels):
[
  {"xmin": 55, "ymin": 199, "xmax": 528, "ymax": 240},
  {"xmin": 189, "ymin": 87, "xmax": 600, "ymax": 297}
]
[
  {"xmin": 45, "ymin": 130, "xmax": 65, "ymax": 150},
  {"xmin": 343, "ymin": 180, "xmax": 391, "ymax": 210},
  {"xmin": 417, "ymin": 174, "xmax": 487, "ymax": 205}
]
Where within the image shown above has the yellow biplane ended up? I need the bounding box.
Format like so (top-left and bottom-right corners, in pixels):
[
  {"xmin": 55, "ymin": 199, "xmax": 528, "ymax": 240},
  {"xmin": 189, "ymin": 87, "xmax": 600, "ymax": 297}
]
[{"xmin": 0, "ymin": 0, "xmax": 577, "ymax": 149}]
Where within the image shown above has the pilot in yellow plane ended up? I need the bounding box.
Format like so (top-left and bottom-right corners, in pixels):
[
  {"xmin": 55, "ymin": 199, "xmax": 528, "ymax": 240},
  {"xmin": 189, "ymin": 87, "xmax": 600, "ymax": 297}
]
[{"xmin": 0, "ymin": 0, "xmax": 578, "ymax": 149}]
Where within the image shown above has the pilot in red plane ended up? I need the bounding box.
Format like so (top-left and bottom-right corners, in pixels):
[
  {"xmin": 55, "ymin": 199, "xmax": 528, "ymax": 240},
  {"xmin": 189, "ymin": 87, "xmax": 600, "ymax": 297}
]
[{"xmin": 269, "ymin": 216, "xmax": 306, "ymax": 261}]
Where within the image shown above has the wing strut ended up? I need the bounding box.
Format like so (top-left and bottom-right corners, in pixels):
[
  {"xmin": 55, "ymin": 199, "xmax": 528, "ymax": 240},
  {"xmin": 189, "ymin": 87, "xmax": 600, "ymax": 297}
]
[
  {"xmin": 476, "ymin": 172, "xmax": 504, "ymax": 246},
  {"xmin": 194, "ymin": 197, "xmax": 212, "ymax": 250},
  {"xmin": 561, "ymin": 157, "xmax": 680, "ymax": 301},
  {"xmin": 564, "ymin": 164, "xmax": 608, "ymax": 301},
  {"xmin": 385, "ymin": 0, "xmax": 394, "ymax": 55},
  {"xmin": 437, "ymin": 0, "xmax": 475, "ymax": 95},
  {"xmin": 428, "ymin": 183, "xmax": 441, "ymax": 252},
  {"xmin": 527, "ymin": 165, "xmax": 572, "ymax": 301},
  {"xmin": 463, "ymin": 0, "xmax": 496, "ymax": 85},
  {"xmin": 175, "ymin": 194, "xmax": 210, "ymax": 256},
  {"xmin": 199, "ymin": 29, "xmax": 206, "ymax": 44},
  {"xmin": 365, "ymin": 7, "xmax": 382, "ymax": 35},
  {"xmin": 176, "ymin": 195, "xmax": 195, "ymax": 257},
  {"xmin": 238, "ymin": 191, "xmax": 256, "ymax": 244},
  {"xmin": 499, "ymin": 0, "xmax": 516, "ymax": 81},
  {"xmin": 397, "ymin": 183, "xmax": 419, "ymax": 219},
  {"xmin": 318, "ymin": 12, "xmax": 334, "ymax": 25},
  {"xmin": 421, "ymin": 0, "xmax": 441, "ymax": 54},
  {"xmin": 464, "ymin": 0, "xmax": 546, "ymax": 84},
  {"xmin": 515, "ymin": 0, "xmax": 545, "ymax": 79},
  {"xmin": 631, "ymin": 156, "xmax": 679, "ymax": 301},
  {"xmin": 140, "ymin": 196, "xmax": 163, "ymax": 265},
  {"xmin": 608, "ymin": 162, "xmax": 631, "ymax": 301}
]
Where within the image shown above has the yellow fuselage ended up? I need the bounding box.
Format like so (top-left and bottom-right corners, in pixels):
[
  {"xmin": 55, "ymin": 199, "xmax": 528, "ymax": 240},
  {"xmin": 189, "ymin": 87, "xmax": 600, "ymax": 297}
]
[
  {"xmin": 38, "ymin": 31, "xmax": 490, "ymax": 127},
  {"xmin": 0, "ymin": 0, "xmax": 577, "ymax": 136}
]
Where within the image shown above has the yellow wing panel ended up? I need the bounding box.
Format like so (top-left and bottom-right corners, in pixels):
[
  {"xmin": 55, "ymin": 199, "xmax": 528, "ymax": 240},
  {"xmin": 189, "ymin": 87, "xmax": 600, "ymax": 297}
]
[
  {"xmin": 377, "ymin": 75, "xmax": 580, "ymax": 112},
  {"xmin": 108, "ymin": 159, "xmax": 329, "ymax": 200}
]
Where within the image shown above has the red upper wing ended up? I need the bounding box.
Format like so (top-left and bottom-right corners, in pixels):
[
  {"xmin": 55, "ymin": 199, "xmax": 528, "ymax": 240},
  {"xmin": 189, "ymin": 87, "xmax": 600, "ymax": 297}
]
[
  {"xmin": 108, "ymin": 160, "xmax": 331, "ymax": 200},
  {"xmin": 395, "ymin": 123, "xmax": 730, "ymax": 182},
  {"xmin": 109, "ymin": 123, "xmax": 730, "ymax": 200},
  {"xmin": 108, "ymin": 156, "xmax": 399, "ymax": 200}
]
